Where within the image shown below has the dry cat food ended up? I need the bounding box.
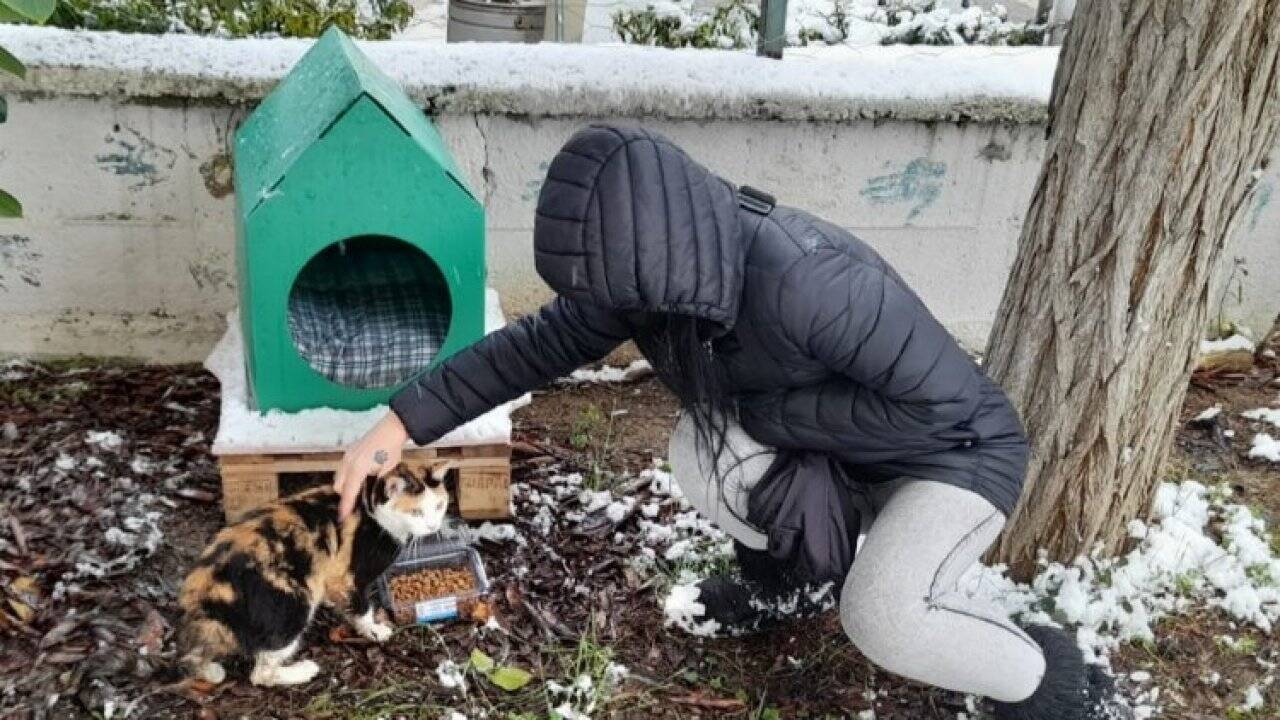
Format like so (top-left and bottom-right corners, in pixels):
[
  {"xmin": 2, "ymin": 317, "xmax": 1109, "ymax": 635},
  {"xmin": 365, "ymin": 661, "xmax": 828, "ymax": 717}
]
[
  {"xmin": 386, "ymin": 563, "xmax": 479, "ymax": 624},
  {"xmin": 388, "ymin": 566, "xmax": 475, "ymax": 602}
]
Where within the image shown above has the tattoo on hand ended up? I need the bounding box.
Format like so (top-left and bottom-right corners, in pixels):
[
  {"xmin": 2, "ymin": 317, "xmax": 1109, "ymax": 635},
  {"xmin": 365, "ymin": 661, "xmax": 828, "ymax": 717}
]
[{"xmin": 373, "ymin": 449, "xmax": 388, "ymax": 465}]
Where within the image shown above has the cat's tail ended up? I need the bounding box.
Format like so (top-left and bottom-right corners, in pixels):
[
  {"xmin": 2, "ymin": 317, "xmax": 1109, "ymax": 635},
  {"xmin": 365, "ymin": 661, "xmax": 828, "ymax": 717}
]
[{"xmin": 177, "ymin": 617, "xmax": 237, "ymax": 684}]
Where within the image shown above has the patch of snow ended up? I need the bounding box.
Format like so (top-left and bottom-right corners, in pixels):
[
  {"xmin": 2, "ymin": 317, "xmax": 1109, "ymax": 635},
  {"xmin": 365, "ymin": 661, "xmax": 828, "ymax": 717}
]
[
  {"xmin": 0, "ymin": 25, "xmax": 1057, "ymax": 125},
  {"xmin": 206, "ymin": 288, "xmax": 526, "ymax": 454},
  {"xmin": 579, "ymin": 489, "xmax": 613, "ymax": 514},
  {"xmin": 1239, "ymin": 684, "xmax": 1265, "ymax": 711},
  {"xmin": 473, "ymin": 521, "xmax": 523, "ymax": 545},
  {"xmin": 1250, "ymin": 433, "xmax": 1280, "ymax": 462},
  {"xmin": 960, "ymin": 480, "xmax": 1280, "ymax": 666},
  {"xmin": 1193, "ymin": 405, "xmax": 1222, "ymax": 422},
  {"xmin": 435, "ymin": 659, "xmax": 467, "ymax": 693},
  {"xmin": 1200, "ymin": 334, "xmax": 1255, "ymax": 355},
  {"xmin": 85, "ymin": 430, "xmax": 124, "ymax": 451},
  {"xmin": 1243, "ymin": 407, "xmax": 1280, "ymax": 429},
  {"xmin": 562, "ymin": 359, "xmax": 651, "ymax": 384},
  {"xmin": 605, "ymin": 497, "xmax": 635, "ymax": 523},
  {"xmin": 663, "ymin": 583, "xmax": 721, "ymax": 636}
]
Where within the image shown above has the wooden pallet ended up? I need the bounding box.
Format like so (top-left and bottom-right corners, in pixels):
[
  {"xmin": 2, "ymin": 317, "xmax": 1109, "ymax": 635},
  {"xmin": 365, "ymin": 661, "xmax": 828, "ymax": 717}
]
[{"xmin": 218, "ymin": 443, "xmax": 512, "ymax": 523}]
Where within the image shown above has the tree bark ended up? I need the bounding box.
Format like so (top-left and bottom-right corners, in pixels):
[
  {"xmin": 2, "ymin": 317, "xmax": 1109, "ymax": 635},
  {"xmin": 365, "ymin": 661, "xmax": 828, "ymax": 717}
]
[{"xmin": 986, "ymin": 0, "xmax": 1280, "ymax": 576}]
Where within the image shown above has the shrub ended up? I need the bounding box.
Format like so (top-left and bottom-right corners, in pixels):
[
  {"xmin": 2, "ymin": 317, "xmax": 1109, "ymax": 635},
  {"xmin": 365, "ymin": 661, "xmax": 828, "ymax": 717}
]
[
  {"xmin": 45, "ymin": 0, "xmax": 413, "ymax": 39},
  {"xmin": 614, "ymin": 0, "xmax": 1045, "ymax": 50}
]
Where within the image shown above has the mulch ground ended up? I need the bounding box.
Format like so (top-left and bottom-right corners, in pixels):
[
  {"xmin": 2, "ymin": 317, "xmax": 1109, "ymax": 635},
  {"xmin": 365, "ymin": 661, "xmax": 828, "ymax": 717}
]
[{"xmin": 1, "ymin": 328, "xmax": 1278, "ymax": 719}]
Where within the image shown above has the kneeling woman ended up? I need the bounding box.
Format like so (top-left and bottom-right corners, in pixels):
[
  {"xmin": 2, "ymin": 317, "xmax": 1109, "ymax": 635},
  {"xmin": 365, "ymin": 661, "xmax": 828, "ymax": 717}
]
[{"xmin": 336, "ymin": 125, "xmax": 1114, "ymax": 720}]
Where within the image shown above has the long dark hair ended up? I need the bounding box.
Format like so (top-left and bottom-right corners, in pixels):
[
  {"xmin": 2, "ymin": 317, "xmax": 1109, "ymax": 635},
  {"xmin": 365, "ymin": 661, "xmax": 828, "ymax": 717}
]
[{"xmin": 634, "ymin": 313, "xmax": 742, "ymax": 515}]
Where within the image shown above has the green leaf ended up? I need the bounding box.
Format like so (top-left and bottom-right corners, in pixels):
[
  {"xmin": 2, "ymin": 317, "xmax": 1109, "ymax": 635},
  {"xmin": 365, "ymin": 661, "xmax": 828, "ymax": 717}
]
[
  {"xmin": 0, "ymin": 46, "xmax": 24, "ymax": 80},
  {"xmin": 0, "ymin": 5, "xmax": 22, "ymax": 21},
  {"xmin": 0, "ymin": 189, "xmax": 22, "ymax": 218},
  {"xmin": 468, "ymin": 649, "xmax": 494, "ymax": 674},
  {"xmin": 488, "ymin": 666, "xmax": 532, "ymax": 692},
  {"xmin": 0, "ymin": 0, "xmax": 55, "ymax": 22}
]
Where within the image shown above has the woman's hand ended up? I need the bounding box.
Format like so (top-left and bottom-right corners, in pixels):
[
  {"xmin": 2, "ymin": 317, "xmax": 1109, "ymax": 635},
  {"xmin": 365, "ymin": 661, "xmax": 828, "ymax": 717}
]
[{"xmin": 335, "ymin": 411, "xmax": 410, "ymax": 520}]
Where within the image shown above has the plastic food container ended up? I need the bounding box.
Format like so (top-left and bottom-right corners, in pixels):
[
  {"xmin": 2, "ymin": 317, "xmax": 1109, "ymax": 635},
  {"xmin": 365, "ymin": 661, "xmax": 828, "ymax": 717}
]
[{"xmin": 377, "ymin": 538, "xmax": 490, "ymax": 625}]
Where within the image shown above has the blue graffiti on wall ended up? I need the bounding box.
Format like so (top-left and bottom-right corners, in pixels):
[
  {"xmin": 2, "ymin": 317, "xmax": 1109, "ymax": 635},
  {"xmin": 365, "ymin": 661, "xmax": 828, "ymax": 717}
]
[
  {"xmin": 861, "ymin": 158, "xmax": 947, "ymax": 221},
  {"xmin": 1249, "ymin": 178, "xmax": 1273, "ymax": 231}
]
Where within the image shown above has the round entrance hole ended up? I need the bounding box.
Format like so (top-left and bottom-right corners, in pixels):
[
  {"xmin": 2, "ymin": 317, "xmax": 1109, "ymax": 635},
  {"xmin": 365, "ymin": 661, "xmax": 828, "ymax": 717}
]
[{"xmin": 288, "ymin": 236, "xmax": 452, "ymax": 389}]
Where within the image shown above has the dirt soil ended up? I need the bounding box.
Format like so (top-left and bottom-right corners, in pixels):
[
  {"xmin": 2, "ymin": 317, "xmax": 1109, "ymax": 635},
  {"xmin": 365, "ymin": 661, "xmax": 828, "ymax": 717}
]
[{"xmin": 0, "ymin": 333, "xmax": 1278, "ymax": 719}]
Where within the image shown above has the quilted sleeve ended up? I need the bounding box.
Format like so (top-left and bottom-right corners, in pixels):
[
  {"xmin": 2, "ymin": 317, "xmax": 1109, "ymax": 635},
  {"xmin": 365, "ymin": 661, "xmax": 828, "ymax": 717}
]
[{"xmin": 391, "ymin": 296, "xmax": 632, "ymax": 445}]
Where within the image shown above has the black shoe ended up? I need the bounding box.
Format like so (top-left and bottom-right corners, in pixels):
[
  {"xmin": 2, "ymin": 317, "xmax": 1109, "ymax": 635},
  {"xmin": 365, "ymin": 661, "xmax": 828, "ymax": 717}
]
[
  {"xmin": 733, "ymin": 542, "xmax": 801, "ymax": 596},
  {"xmin": 690, "ymin": 572, "xmax": 838, "ymax": 637},
  {"xmin": 992, "ymin": 626, "xmax": 1089, "ymax": 720},
  {"xmin": 692, "ymin": 575, "xmax": 774, "ymax": 635},
  {"xmin": 1085, "ymin": 664, "xmax": 1134, "ymax": 720}
]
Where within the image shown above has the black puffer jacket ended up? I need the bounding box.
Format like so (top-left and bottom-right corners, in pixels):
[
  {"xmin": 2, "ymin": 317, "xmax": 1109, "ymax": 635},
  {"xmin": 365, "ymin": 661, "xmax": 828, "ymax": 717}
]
[{"xmin": 392, "ymin": 125, "xmax": 1028, "ymax": 521}]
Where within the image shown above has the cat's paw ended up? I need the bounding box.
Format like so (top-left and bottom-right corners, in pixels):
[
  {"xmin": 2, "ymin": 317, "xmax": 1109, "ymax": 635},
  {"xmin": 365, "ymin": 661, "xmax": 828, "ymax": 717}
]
[
  {"xmin": 363, "ymin": 621, "xmax": 393, "ymax": 643},
  {"xmin": 197, "ymin": 661, "xmax": 226, "ymax": 685},
  {"xmin": 351, "ymin": 609, "xmax": 393, "ymax": 642},
  {"xmin": 287, "ymin": 659, "xmax": 320, "ymax": 684}
]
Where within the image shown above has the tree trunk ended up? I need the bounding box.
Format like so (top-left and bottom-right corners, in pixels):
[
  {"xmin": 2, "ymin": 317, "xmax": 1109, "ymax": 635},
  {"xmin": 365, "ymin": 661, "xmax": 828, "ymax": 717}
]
[{"xmin": 986, "ymin": 0, "xmax": 1280, "ymax": 576}]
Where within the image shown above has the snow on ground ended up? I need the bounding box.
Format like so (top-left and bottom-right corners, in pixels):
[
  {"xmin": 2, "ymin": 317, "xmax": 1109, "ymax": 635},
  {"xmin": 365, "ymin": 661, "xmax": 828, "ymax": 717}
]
[
  {"xmin": 1200, "ymin": 333, "xmax": 1256, "ymax": 355},
  {"xmin": 561, "ymin": 359, "xmax": 651, "ymax": 385},
  {"xmin": 205, "ymin": 289, "xmax": 526, "ymax": 454},
  {"xmin": 1192, "ymin": 404, "xmax": 1222, "ymax": 422},
  {"xmin": 1250, "ymin": 434, "xmax": 1280, "ymax": 463},
  {"xmin": 949, "ymin": 478, "xmax": 1279, "ymax": 720},
  {"xmin": 1243, "ymin": 406, "xmax": 1280, "ymax": 429},
  {"xmin": 560, "ymin": 457, "xmax": 1279, "ymax": 716}
]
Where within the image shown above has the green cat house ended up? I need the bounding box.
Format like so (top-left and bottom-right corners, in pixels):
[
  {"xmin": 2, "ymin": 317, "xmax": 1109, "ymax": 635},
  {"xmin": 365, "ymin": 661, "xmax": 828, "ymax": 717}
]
[{"xmin": 234, "ymin": 28, "xmax": 485, "ymax": 412}]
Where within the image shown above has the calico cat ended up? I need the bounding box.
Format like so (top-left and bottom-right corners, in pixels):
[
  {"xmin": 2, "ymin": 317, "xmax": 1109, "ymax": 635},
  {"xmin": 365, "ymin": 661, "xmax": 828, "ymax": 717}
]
[{"xmin": 178, "ymin": 463, "xmax": 454, "ymax": 687}]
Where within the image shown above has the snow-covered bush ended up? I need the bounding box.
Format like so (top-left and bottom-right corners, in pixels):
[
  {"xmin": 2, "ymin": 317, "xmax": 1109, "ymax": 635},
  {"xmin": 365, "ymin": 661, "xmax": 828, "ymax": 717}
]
[
  {"xmin": 613, "ymin": 0, "xmax": 758, "ymax": 50},
  {"xmin": 45, "ymin": 0, "xmax": 413, "ymax": 39},
  {"xmin": 613, "ymin": 0, "xmax": 1044, "ymax": 50}
]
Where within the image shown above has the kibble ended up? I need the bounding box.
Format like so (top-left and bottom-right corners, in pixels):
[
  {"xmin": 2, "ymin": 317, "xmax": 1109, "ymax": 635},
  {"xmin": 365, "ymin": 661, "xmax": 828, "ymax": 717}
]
[{"xmin": 388, "ymin": 566, "xmax": 475, "ymax": 604}]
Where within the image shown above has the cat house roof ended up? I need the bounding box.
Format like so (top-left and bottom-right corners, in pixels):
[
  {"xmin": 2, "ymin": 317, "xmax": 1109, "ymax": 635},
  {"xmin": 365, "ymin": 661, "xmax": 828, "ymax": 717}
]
[{"xmin": 233, "ymin": 27, "xmax": 475, "ymax": 218}]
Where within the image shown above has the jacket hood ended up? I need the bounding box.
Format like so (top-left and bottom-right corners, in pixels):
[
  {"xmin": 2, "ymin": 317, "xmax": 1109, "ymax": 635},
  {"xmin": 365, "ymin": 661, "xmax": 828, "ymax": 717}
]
[{"xmin": 533, "ymin": 125, "xmax": 744, "ymax": 331}]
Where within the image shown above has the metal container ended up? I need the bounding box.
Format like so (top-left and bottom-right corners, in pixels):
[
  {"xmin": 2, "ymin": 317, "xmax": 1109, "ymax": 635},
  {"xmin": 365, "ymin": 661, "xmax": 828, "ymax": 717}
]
[
  {"xmin": 447, "ymin": 0, "xmax": 546, "ymax": 43},
  {"xmin": 377, "ymin": 538, "xmax": 490, "ymax": 624}
]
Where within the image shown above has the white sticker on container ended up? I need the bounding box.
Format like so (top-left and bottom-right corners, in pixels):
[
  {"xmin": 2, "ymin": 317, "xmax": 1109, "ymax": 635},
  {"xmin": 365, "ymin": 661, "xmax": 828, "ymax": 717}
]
[{"xmin": 415, "ymin": 597, "xmax": 459, "ymax": 623}]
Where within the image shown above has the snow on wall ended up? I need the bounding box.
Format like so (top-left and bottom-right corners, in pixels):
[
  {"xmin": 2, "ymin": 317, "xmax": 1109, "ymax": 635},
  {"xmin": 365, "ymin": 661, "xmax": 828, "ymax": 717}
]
[{"xmin": 0, "ymin": 24, "xmax": 1056, "ymax": 123}]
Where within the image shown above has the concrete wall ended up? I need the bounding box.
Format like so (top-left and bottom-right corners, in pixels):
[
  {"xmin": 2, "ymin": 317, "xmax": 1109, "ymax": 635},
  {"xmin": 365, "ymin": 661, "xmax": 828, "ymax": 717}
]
[{"xmin": 0, "ymin": 28, "xmax": 1274, "ymax": 361}]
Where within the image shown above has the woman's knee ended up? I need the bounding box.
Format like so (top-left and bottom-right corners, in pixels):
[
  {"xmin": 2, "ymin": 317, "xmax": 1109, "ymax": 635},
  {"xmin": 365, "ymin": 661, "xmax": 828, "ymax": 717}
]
[{"xmin": 838, "ymin": 567, "xmax": 923, "ymax": 668}]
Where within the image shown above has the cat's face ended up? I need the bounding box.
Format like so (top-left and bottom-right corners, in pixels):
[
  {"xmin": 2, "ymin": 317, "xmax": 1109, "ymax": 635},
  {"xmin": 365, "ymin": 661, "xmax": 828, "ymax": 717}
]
[{"xmin": 368, "ymin": 463, "xmax": 453, "ymax": 543}]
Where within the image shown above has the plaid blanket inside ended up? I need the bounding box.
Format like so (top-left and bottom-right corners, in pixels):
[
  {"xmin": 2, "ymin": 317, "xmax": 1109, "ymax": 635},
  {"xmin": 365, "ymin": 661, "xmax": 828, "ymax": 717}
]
[{"xmin": 288, "ymin": 238, "xmax": 451, "ymax": 389}]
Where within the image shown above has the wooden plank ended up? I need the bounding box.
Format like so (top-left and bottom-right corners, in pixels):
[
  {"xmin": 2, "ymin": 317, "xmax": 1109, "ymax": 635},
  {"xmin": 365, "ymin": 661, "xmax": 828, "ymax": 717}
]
[
  {"xmin": 217, "ymin": 443, "xmax": 513, "ymax": 523},
  {"xmin": 221, "ymin": 468, "xmax": 279, "ymax": 523},
  {"xmin": 456, "ymin": 464, "xmax": 512, "ymax": 520}
]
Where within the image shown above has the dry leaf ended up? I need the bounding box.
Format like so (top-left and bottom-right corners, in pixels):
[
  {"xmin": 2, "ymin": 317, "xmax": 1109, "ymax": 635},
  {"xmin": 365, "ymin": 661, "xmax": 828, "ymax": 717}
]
[
  {"xmin": 669, "ymin": 692, "xmax": 748, "ymax": 711},
  {"xmin": 188, "ymin": 679, "xmax": 217, "ymax": 697},
  {"xmin": 135, "ymin": 609, "xmax": 168, "ymax": 655},
  {"xmin": 7, "ymin": 598, "xmax": 34, "ymax": 623}
]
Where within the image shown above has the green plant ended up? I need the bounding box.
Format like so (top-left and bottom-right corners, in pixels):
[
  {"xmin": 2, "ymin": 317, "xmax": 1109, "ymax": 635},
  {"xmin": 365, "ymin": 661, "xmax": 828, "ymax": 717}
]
[
  {"xmin": 46, "ymin": 0, "xmax": 413, "ymax": 39},
  {"xmin": 569, "ymin": 403, "xmax": 620, "ymax": 490},
  {"xmin": 613, "ymin": 0, "xmax": 758, "ymax": 50},
  {"xmin": 544, "ymin": 628, "xmax": 626, "ymax": 719},
  {"xmin": 0, "ymin": 0, "xmax": 54, "ymax": 217}
]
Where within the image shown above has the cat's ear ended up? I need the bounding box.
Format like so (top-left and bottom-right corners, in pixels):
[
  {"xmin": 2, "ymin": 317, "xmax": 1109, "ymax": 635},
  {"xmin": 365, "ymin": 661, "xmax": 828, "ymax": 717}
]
[
  {"xmin": 427, "ymin": 461, "xmax": 458, "ymax": 489},
  {"xmin": 382, "ymin": 468, "xmax": 412, "ymax": 497},
  {"xmin": 383, "ymin": 475, "xmax": 405, "ymax": 497}
]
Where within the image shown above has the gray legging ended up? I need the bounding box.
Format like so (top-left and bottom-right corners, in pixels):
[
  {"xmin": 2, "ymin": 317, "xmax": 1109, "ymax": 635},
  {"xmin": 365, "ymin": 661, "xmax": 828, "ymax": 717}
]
[{"xmin": 668, "ymin": 412, "xmax": 1046, "ymax": 703}]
